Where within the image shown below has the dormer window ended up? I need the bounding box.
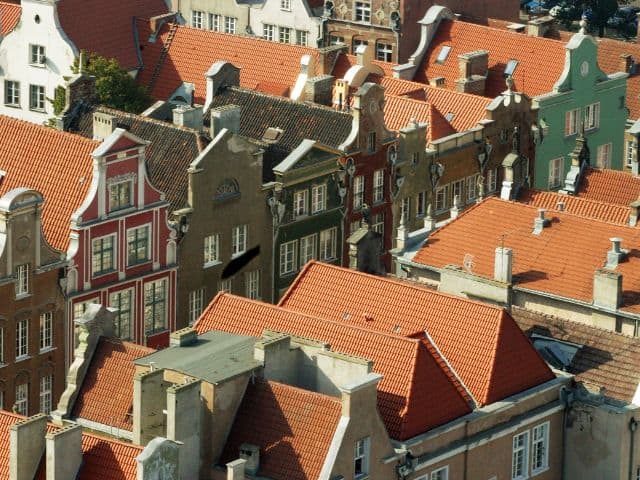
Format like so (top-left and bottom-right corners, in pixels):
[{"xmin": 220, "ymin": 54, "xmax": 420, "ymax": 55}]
[
  {"xmin": 30, "ymin": 45, "xmax": 46, "ymax": 66},
  {"xmin": 505, "ymin": 59, "xmax": 519, "ymax": 77},
  {"xmin": 109, "ymin": 179, "xmax": 133, "ymax": 212},
  {"xmin": 436, "ymin": 45, "xmax": 451, "ymax": 64}
]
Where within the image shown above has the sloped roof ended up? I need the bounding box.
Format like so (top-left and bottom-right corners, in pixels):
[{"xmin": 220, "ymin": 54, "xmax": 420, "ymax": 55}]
[
  {"xmin": 279, "ymin": 261, "xmax": 554, "ymax": 406},
  {"xmin": 0, "ymin": 115, "xmax": 98, "ymax": 251},
  {"xmin": 72, "ymin": 338, "xmax": 155, "ymax": 432},
  {"xmin": 596, "ymin": 38, "xmax": 640, "ymax": 118},
  {"xmin": 72, "ymin": 106, "xmax": 207, "ymax": 212},
  {"xmin": 413, "ymin": 197, "xmax": 640, "ymax": 315},
  {"xmin": 514, "ymin": 307, "xmax": 640, "ymax": 403},
  {"xmin": 57, "ymin": 0, "xmax": 168, "ymax": 70},
  {"xmin": 195, "ymin": 293, "xmax": 472, "ymax": 440},
  {"xmin": 332, "ymin": 52, "xmax": 397, "ymax": 79},
  {"xmin": 137, "ymin": 20, "xmax": 319, "ymax": 103},
  {"xmin": 0, "ymin": 410, "xmax": 29, "ymax": 478},
  {"xmin": 220, "ymin": 380, "xmax": 342, "ymax": 480},
  {"xmin": 520, "ymin": 188, "xmax": 631, "ymax": 225},
  {"xmin": 578, "ymin": 168, "xmax": 640, "ymax": 206},
  {"xmin": 415, "ymin": 19, "xmax": 566, "ymax": 98},
  {"xmin": 78, "ymin": 433, "xmax": 142, "ymax": 480},
  {"xmin": 0, "ymin": 1, "xmax": 20, "ymax": 36}
]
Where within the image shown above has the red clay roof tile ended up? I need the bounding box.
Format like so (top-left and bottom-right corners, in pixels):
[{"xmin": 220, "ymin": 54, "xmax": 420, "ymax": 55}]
[
  {"xmin": 0, "ymin": 410, "xmax": 29, "ymax": 478},
  {"xmin": 578, "ymin": 168, "xmax": 640, "ymax": 206},
  {"xmin": 78, "ymin": 433, "xmax": 142, "ymax": 480},
  {"xmin": 0, "ymin": 2, "xmax": 20, "ymax": 36},
  {"xmin": 596, "ymin": 38, "xmax": 640, "ymax": 118},
  {"xmin": 0, "ymin": 115, "xmax": 98, "ymax": 251}
]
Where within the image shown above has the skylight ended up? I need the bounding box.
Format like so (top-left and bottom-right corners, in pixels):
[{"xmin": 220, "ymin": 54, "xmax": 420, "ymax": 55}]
[
  {"xmin": 445, "ymin": 112, "xmax": 455, "ymax": 122},
  {"xmin": 436, "ymin": 45, "xmax": 451, "ymax": 64},
  {"xmin": 504, "ymin": 59, "xmax": 519, "ymax": 76}
]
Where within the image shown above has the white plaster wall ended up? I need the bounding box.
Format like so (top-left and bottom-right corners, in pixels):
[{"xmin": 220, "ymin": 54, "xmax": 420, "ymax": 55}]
[
  {"xmin": 250, "ymin": 0, "xmax": 322, "ymax": 47},
  {"xmin": 0, "ymin": 0, "xmax": 77, "ymax": 124}
]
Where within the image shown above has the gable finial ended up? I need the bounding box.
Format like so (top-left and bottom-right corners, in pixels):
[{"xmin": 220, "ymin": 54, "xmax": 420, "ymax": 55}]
[
  {"xmin": 505, "ymin": 75, "xmax": 514, "ymax": 94},
  {"xmin": 579, "ymin": 14, "xmax": 588, "ymax": 35}
]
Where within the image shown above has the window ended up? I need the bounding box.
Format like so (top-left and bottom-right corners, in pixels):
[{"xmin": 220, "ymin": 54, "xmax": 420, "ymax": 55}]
[
  {"xmin": 511, "ymin": 431, "xmax": 529, "ymax": 480},
  {"xmin": 73, "ymin": 298, "xmax": 99, "ymax": 320},
  {"xmin": 353, "ymin": 176, "xmax": 364, "ymax": 210},
  {"xmin": 367, "ymin": 131, "xmax": 376, "ymax": 153},
  {"xmin": 109, "ymin": 290, "xmax": 132, "ymax": 340},
  {"xmin": 532, "ymin": 422, "xmax": 549, "ymax": 474},
  {"xmin": 467, "ymin": 174, "xmax": 479, "ymax": 203},
  {"xmin": 0, "ymin": 328, "xmax": 3, "ymax": 364},
  {"xmin": 209, "ymin": 13, "xmax": 221, "ymax": 31},
  {"xmin": 263, "ymin": 23, "xmax": 276, "ymax": 41},
  {"xmin": 188, "ymin": 288, "xmax": 205, "ymax": 325},
  {"xmin": 627, "ymin": 140, "xmax": 635, "ymax": 167},
  {"xmin": 224, "ymin": 16, "xmax": 236, "ymax": 34},
  {"xmin": 431, "ymin": 466, "xmax": 449, "ymax": 480},
  {"xmin": 191, "ymin": 10, "xmax": 204, "ymax": 28},
  {"xmin": 435, "ymin": 185, "xmax": 449, "ymax": 212},
  {"xmin": 400, "ymin": 197, "xmax": 410, "ymax": 223},
  {"xmin": 452, "ymin": 179, "xmax": 464, "ymax": 205},
  {"xmin": 597, "ymin": 143, "xmax": 612, "ymax": 169},
  {"xmin": 417, "ymin": 191, "xmax": 426, "ymax": 217},
  {"xmin": 144, "ymin": 280, "xmax": 166, "ymax": 335},
  {"xmin": 354, "ymin": 437, "xmax": 370, "ymax": 478},
  {"xmin": 39, "ymin": 374, "xmax": 52, "ymax": 414},
  {"xmin": 279, "ymin": 26, "xmax": 291, "ymax": 43},
  {"xmin": 280, "ymin": 240, "xmax": 297, "ymax": 275},
  {"xmin": 15, "ymin": 264, "xmax": 29, "ymax": 297},
  {"xmin": 127, "ymin": 225, "xmax": 150, "ymax": 265},
  {"xmin": 354, "ymin": 1, "xmax": 371, "ymax": 22},
  {"xmin": 232, "ymin": 225, "xmax": 247, "ymax": 256},
  {"xmin": 300, "ymin": 234, "xmax": 317, "ymax": 265},
  {"xmin": 486, "ymin": 169, "xmax": 498, "ymax": 193},
  {"xmin": 92, "ymin": 235, "xmax": 116, "ymax": 276},
  {"xmin": 376, "ymin": 41, "xmax": 393, "ymax": 62},
  {"xmin": 30, "ymin": 45, "xmax": 46, "ymax": 65},
  {"xmin": 352, "ymin": 38, "xmax": 368, "ymax": 52},
  {"xmin": 371, "ymin": 212, "xmax": 384, "ymax": 235},
  {"xmin": 350, "ymin": 220, "xmax": 361, "ymax": 234},
  {"xmin": 4, "ymin": 80, "xmax": 20, "ymax": 106},
  {"xmin": 330, "ymin": 35, "xmax": 344, "ymax": 45},
  {"xmin": 311, "ymin": 184, "xmax": 327, "ymax": 213},
  {"xmin": 246, "ymin": 270, "xmax": 260, "ymax": 300},
  {"xmin": 565, "ymin": 108, "xmax": 579, "ymax": 136},
  {"xmin": 373, "ymin": 169, "xmax": 384, "ymax": 203},
  {"xmin": 204, "ymin": 234, "xmax": 220, "ymax": 265},
  {"xmin": 436, "ymin": 45, "xmax": 451, "ymax": 64},
  {"xmin": 39, "ymin": 312, "xmax": 52, "ymax": 351},
  {"xmin": 29, "ymin": 85, "xmax": 45, "ymax": 111},
  {"xmin": 296, "ymin": 30, "xmax": 308, "ymax": 46},
  {"xmin": 109, "ymin": 180, "xmax": 132, "ymax": 211},
  {"xmin": 0, "ymin": 390, "xmax": 3, "ymax": 410},
  {"xmin": 15, "ymin": 383, "xmax": 28, "ymax": 416},
  {"xmin": 281, "ymin": 0, "xmax": 291, "ymax": 9},
  {"xmin": 219, "ymin": 278, "xmax": 232, "ymax": 292},
  {"xmin": 294, "ymin": 190, "xmax": 308, "ymax": 217},
  {"xmin": 584, "ymin": 102, "xmax": 600, "ymax": 131},
  {"xmin": 319, "ymin": 228, "xmax": 337, "ymax": 260},
  {"xmin": 16, "ymin": 319, "xmax": 28, "ymax": 358},
  {"xmin": 505, "ymin": 59, "xmax": 519, "ymax": 76},
  {"xmin": 549, "ymin": 157, "xmax": 563, "ymax": 188}
]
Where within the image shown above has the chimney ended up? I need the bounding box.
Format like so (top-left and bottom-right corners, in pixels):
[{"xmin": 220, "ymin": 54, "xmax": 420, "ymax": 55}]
[
  {"xmin": 606, "ymin": 237, "xmax": 627, "ymax": 268},
  {"xmin": 532, "ymin": 208, "xmax": 550, "ymax": 234},
  {"xmin": 527, "ymin": 16, "xmax": 555, "ymax": 37},
  {"xmin": 506, "ymin": 22, "xmax": 526, "ymax": 33},
  {"xmin": 166, "ymin": 379, "xmax": 201, "ymax": 480},
  {"xmin": 630, "ymin": 200, "xmax": 640, "ymax": 227},
  {"xmin": 227, "ymin": 459, "xmax": 247, "ymax": 480},
  {"xmin": 136, "ymin": 438, "xmax": 180, "ymax": 480},
  {"xmin": 494, "ymin": 247, "xmax": 513, "ymax": 283},
  {"xmin": 204, "ymin": 61, "xmax": 240, "ymax": 112},
  {"xmin": 333, "ymin": 79, "xmax": 349, "ymax": 110},
  {"xmin": 556, "ymin": 200, "xmax": 565, "ymax": 211},
  {"xmin": 593, "ymin": 268, "xmax": 623, "ymax": 309},
  {"xmin": 46, "ymin": 424, "xmax": 83, "ymax": 480},
  {"xmin": 93, "ymin": 111, "xmax": 117, "ymax": 141},
  {"xmin": 356, "ymin": 44, "xmax": 373, "ymax": 68},
  {"xmin": 620, "ymin": 53, "xmax": 635, "ymax": 74},
  {"xmin": 169, "ymin": 327, "xmax": 198, "ymax": 347},
  {"xmin": 428, "ymin": 76, "xmax": 445, "ymax": 87},
  {"xmin": 133, "ymin": 368, "xmax": 169, "ymax": 445},
  {"xmin": 304, "ymin": 75, "xmax": 334, "ymax": 106},
  {"xmin": 210, "ymin": 105, "xmax": 241, "ymax": 138},
  {"xmin": 239, "ymin": 444, "xmax": 260, "ymax": 475},
  {"xmin": 10, "ymin": 414, "xmax": 47, "ymax": 480},
  {"xmin": 340, "ymin": 372, "xmax": 382, "ymax": 418},
  {"xmin": 455, "ymin": 51, "xmax": 488, "ymax": 95},
  {"xmin": 172, "ymin": 105, "xmax": 203, "ymax": 131},
  {"xmin": 450, "ymin": 195, "xmax": 461, "ymax": 219}
]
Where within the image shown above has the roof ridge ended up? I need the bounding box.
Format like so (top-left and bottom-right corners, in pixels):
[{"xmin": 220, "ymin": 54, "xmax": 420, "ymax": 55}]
[
  {"xmin": 97, "ymin": 106, "xmax": 206, "ymax": 136},
  {"xmin": 0, "ymin": 114, "xmax": 100, "ymax": 146},
  {"xmin": 455, "ymin": 18, "xmax": 566, "ymax": 46},
  {"xmin": 587, "ymin": 166, "xmax": 640, "ymax": 180}
]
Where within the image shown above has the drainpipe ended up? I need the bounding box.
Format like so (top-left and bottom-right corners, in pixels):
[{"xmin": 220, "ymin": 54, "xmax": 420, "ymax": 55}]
[
  {"xmin": 560, "ymin": 385, "xmax": 574, "ymax": 480},
  {"xmin": 629, "ymin": 417, "xmax": 638, "ymax": 480}
]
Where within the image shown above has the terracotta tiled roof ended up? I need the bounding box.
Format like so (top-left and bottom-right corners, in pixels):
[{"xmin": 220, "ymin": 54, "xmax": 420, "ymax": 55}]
[
  {"xmin": 72, "ymin": 338, "xmax": 155, "ymax": 431},
  {"xmin": 57, "ymin": 0, "xmax": 168, "ymax": 70},
  {"xmin": 195, "ymin": 293, "xmax": 472, "ymax": 440},
  {"xmin": 514, "ymin": 307, "xmax": 640, "ymax": 403},
  {"xmin": 520, "ymin": 188, "xmax": 631, "ymax": 225},
  {"xmin": 0, "ymin": 115, "xmax": 98, "ymax": 251},
  {"xmin": 413, "ymin": 197, "xmax": 640, "ymax": 315},
  {"xmin": 332, "ymin": 52, "xmax": 397, "ymax": 79},
  {"xmin": 578, "ymin": 168, "xmax": 640, "ymax": 206},
  {"xmin": 0, "ymin": 410, "xmax": 29, "ymax": 478},
  {"xmin": 416, "ymin": 19, "xmax": 566, "ymax": 98},
  {"xmin": 596, "ymin": 38, "xmax": 640, "ymax": 118},
  {"xmin": 0, "ymin": 1, "xmax": 20, "ymax": 36},
  {"xmin": 220, "ymin": 380, "xmax": 342, "ymax": 480},
  {"xmin": 71, "ymin": 106, "xmax": 207, "ymax": 212},
  {"xmin": 279, "ymin": 261, "xmax": 554, "ymax": 406},
  {"xmin": 137, "ymin": 20, "xmax": 319, "ymax": 103},
  {"xmin": 78, "ymin": 433, "xmax": 142, "ymax": 480}
]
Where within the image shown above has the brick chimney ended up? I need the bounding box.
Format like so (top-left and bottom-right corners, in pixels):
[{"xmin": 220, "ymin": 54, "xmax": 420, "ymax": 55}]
[
  {"xmin": 46, "ymin": 424, "xmax": 83, "ymax": 480},
  {"xmin": 10, "ymin": 414, "xmax": 47, "ymax": 480},
  {"xmin": 455, "ymin": 51, "xmax": 488, "ymax": 95}
]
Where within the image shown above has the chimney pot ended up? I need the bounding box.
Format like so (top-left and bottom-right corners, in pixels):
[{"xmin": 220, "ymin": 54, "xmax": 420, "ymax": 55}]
[
  {"xmin": 606, "ymin": 237, "xmax": 627, "ymax": 268},
  {"xmin": 556, "ymin": 200, "xmax": 565, "ymax": 211},
  {"xmin": 533, "ymin": 208, "xmax": 550, "ymax": 234}
]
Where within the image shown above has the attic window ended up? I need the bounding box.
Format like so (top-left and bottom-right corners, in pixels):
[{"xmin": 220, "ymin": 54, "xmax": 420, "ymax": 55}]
[
  {"xmin": 445, "ymin": 112, "xmax": 455, "ymax": 122},
  {"xmin": 504, "ymin": 59, "xmax": 519, "ymax": 77},
  {"xmin": 262, "ymin": 127, "xmax": 283, "ymax": 142},
  {"xmin": 530, "ymin": 334, "xmax": 582, "ymax": 371},
  {"xmin": 436, "ymin": 45, "xmax": 451, "ymax": 64}
]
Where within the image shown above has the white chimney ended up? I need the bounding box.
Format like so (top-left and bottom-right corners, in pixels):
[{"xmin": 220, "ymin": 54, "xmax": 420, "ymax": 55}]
[
  {"xmin": 556, "ymin": 200, "xmax": 565, "ymax": 211},
  {"xmin": 172, "ymin": 105, "xmax": 203, "ymax": 130},
  {"xmin": 630, "ymin": 200, "xmax": 640, "ymax": 227},
  {"xmin": 46, "ymin": 424, "xmax": 83, "ymax": 480},
  {"xmin": 494, "ymin": 247, "xmax": 513, "ymax": 283},
  {"xmin": 227, "ymin": 459, "xmax": 246, "ymax": 480},
  {"xmin": 606, "ymin": 237, "xmax": 627, "ymax": 268},
  {"xmin": 533, "ymin": 208, "xmax": 550, "ymax": 234}
]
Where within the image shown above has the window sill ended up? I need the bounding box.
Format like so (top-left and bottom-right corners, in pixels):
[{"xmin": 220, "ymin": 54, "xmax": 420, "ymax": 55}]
[
  {"xmin": 231, "ymin": 252, "xmax": 247, "ymax": 260},
  {"xmin": 532, "ymin": 466, "xmax": 549, "ymax": 477},
  {"xmin": 4, "ymin": 104, "xmax": 21, "ymax": 109},
  {"xmin": 39, "ymin": 346, "xmax": 56, "ymax": 355},
  {"xmin": 29, "ymin": 108, "xmax": 46, "ymax": 113},
  {"xmin": 0, "ymin": 363, "xmax": 6, "ymax": 369},
  {"xmin": 15, "ymin": 355, "xmax": 31, "ymax": 363},
  {"xmin": 280, "ymin": 270, "xmax": 298, "ymax": 277},
  {"xmin": 29, "ymin": 63, "xmax": 46, "ymax": 68},
  {"xmin": 127, "ymin": 259, "xmax": 152, "ymax": 268},
  {"xmin": 15, "ymin": 293, "xmax": 31, "ymax": 301},
  {"xmin": 92, "ymin": 269, "xmax": 116, "ymax": 279},
  {"xmin": 204, "ymin": 260, "xmax": 222, "ymax": 269}
]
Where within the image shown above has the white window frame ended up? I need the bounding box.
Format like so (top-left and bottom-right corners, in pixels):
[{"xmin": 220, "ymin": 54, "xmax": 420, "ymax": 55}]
[
  {"xmin": 295, "ymin": 30, "xmax": 308, "ymax": 46},
  {"xmin": 487, "ymin": 169, "xmax": 498, "ymax": 193},
  {"xmin": 467, "ymin": 174, "xmax": 479, "ymax": 203},
  {"xmin": 109, "ymin": 289, "xmax": 133, "ymax": 340},
  {"xmin": 39, "ymin": 374, "xmax": 52, "ymax": 414},
  {"xmin": 279, "ymin": 26, "xmax": 291, "ymax": 43},
  {"xmin": 188, "ymin": 288, "xmax": 205, "ymax": 325},
  {"xmin": 231, "ymin": 224, "xmax": 248, "ymax": 257},
  {"xmin": 452, "ymin": 179, "xmax": 464, "ymax": 205},
  {"xmin": 549, "ymin": 157, "xmax": 564, "ymax": 188},
  {"xmin": 29, "ymin": 84, "xmax": 45, "ymax": 111},
  {"xmin": 597, "ymin": 143, "xmax": 612, "ymax": 169},
  {"xmin": 565, "ymin": 108, "xmax": 579, "ymax": 136},
  {"xmin": 263, "ymin": 23, "xmax": 276, "ymax": 41},
  {"xmin": 354, "ymin": 437, "xmax": 370, "ymax": 478},
  {"xmin": 191, "ymin": 10, "xmax": 204, "ymax": 28},
  {"xmin": 15, "ymin": 263, "xmax": 29, "ymax": 297},
  {"xmin": 311, "ymin": 184, "xmax": 327, "ymax": 214},
  {"xmin": 224, "ymin": 16, "xmax": 236, "ymax": 34},
  {"xmin": 626, "ymin": 139, "xmax": 635, "ymax": 167},
  {"xmin": 127, "ymin": 224, "xmax": 151, "ymax": 266},
  {"xmin": 245, "ymin": 270, "xmax": 260, "ymax": 300},
  {"xmin": 4, "ymin": 80, "xmax": 20, "ymax": 107},
  {"xmin": 373, "ymin": 169, "xmax": 384, "ymax": 203},
  {"xmin": 416, "ymin": 191, "xmax": 426, "ymax": 217},
  {"xmin": 293, "ymin": 190, "xmax": 308, "ymax": 218},
  {"xmin": 353, "ymin": 175, "xmax": 364, "ymax": 210},
  {"xmin": 15, "ymin": 383, "xmax": 28, "ymax": 416},
  {"xmin": 219, "ymin": 278, "xmax": 232, "ymax": 293},
  {"xmin": 371, "ymin": 212, "xmax": 384, "ymax": 235},
  {"xmin": 376, "ymin": 41, "xmax": 393, "ymax": 62},
  {"xmin": 532, "ymin": 422, "xmax": 550, "ymax": 475},
  {"xmin": 39, "ymin": 311, "xmax": 53, "ymax": 351},
  {"xmin": 435, "ymin": 185, "xmax": 449, "ymax": 212},
  {"xmin": 109, "ymin": 179, "xmax": 133, "ymax": 211},
  {"xmin": 511, "ymin": 430, "xmax": 530, "ymax": 480},
  {"xmin": 354, "ymin": 1, "xmax": 371, "ymax": 22},
  {"xmin": 319, "ymin": 227, "xmax": 337, "ymax": 260},
  {"xmin": 204, "ymin": 233, "xmax": 220, "ymax": 266},
  {"xmin": 280, "ymin": 240, "xmax": 297, "ymax": 275},
  {"xmin": 431, "ymin": 466, "xmax": 449, "ymax": 480},
  {"xmin": 30, "ymin": 44, "xmax": 46, "ymax": 66},
  {"xmin": 330, "ymin": 35, "xmax": 345, "ymax": 45},
  {"xmin": 584, "ymin": 102, "xmax": 600, "ymax": 131},
  {"xmin": 92, "ymin": 234, "xmax": 116, "ymax": 277},
  {"xmin": 144, "ymin": 279, "xmax": 167, "ymax": 335},
  {"xmin": 209, "ymin": 13, "xmax": 221, "ymax": 31},
  {"xmin": 16, "ymin": 319, "xmax": 28, "ymax": 359},
  {"xmin": 300, "ymin": 233, "xmax": 317, "ymax": 265},
  {"xmin": 281, "ymin": 0, "xmax": 291, "ymax": 10}
]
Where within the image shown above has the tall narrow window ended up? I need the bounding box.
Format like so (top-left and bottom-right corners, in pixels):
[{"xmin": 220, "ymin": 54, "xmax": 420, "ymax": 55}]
[
  {"xmin": 532, "ymin": 423, "xmax": 549, "ymax": 474},
  {"xmin": 486, "ymin": 169, "xmax": 498, "ymax": 193},
  {"xmin": 30, "ymin": 45, "xmax": 46, "ymax": 65},
  {"xmin": 296, "ymin": 30, "xmax": 308, "ymax": 46},
  {"xmin": 92, "ymin": 235, "xmax": 116, "ymax": 276},
  {"xmin": 452, "ymin": 179, "xmax": 464, "ymax": 205},
  {"xmin": 15, "ymin": 264, "xmax": 29, "ymax": 297},
  {"xmin": 319, "ymin": 228, "xmax": 337, "ymax": 260},
  {"xmin": 109, "ymin": 180, "xmax": 132, "ymax": 211},
  {"xmin": 263, "ymin": 23, "xmax": 276, "ymax": 41},
  {"xmin": 209, "ymin": 13, "xmax": 221, "ymax": 31},
  {"xmin": 16, "ymin": 319, "xmax": 28, "ymax": 358},
  {"xmin": 109, "ymin": 290, "xmax": 132, "ymax": 340},
  {"xmin": 371, "ymin": 212, "xmax": 384, "ymax": 235},
  {"xmin": 597, "ymin": 143, "xmax": 612, "ymax": 169},
  {"xmin": 279, "ymin": 26, "xmax": 291, "ymax": 43},
  {"xmin": 584, "ymin": 103, "xmax": 600, "ymax": 130},
  {"xmin": 293, "ymin": 190, "xmax": 308, "ymax": 218},
  {"xmin": 353, "ymin": 176, "xmax": 364, "ymax": 210},
  {"xmin": 219, "ymin": 278, "xmax": 232, "ymax": 293},
  {"xmin": 127, "ymin": 225, "xmax": 150, "ymax": 265},
  {"xmin": 280, "ymin": 240, "xmax": 297, "ymax": 275},
  {"xmin": 29, "ymin": 85, "xmax": 45, "ymax": 111},
  {"xmin": 311, "ymin": 184, "xmax": 327, "ymax": 213},
  {"xmin": 373, "ymin": 169, "xmax": 384, "ymax": 203},
  {"xmin": 400, "ymin": 197, "xmax": 410, "ymax": 223},
  {"xmin": 15, "ymin": 383, "xmax": 28, "ymax": 416},
  {"xmin": 416, "ymin": 191, "xmax": 426, "ymax": 217},
  {"xmin": 4, "ymin": 80, "xmax": 20, "ymax": 107},
  {"xmin": 549, "ymin": 157, "xmax": 564, "ymax": 188},
  {"xmin": 224, "ymin": 16, "xmax": 236, "ymax": 34},
  {"xmin": 435, "ymin": 185, "xmax": 449, "ymax": 212},
  {"xmin": 511, "ymin": 431, "xmax": 529, "ymax": 480},
  {"xmin": 144, "ymin": 280, "xmax": 166, "ymax": 335},
  {"xmin": 367, "ymin": 131, "xmax": 376, "ymax": 153},
  {"xmin": 565, "ymin": 108, "xmax": 579, "ymax": 136},
  {"xmin": 204, "ymin": 234, "xmax": 220, "ymax": 265},
  {"xmin": 39, "ymin": 311, "xmax": 53, "ymax": 351},
  {"xmin": 39, "ymin": 374, "xmax": 52, "ymax": 414},
  {"xmin": 232, "ymin": 225, "xmax": 247, "ymax": 256},
  {"xmin": 300, "ymin": 234, "xmax": 317, "ymax": 265},
  {"xmin": 191, "ymin": 10, "xmax": 204, "ymax": 28},
  {"xmin": 188, "ymin": 288, "xmax": 205, "ymax": 325},
  {"xmin": 245, "ymin": 270, "xmax": 260, "ymax": 300},
  {"xmin": 354, "ymin": 437, "xmax": 370, "ymax": 478},
  {"xmin": 467, "ymin": 174, "xmax": 479, "ymax": 203},
  {"xmin": 627, "ymin": 140, "xmax": 635, "ymax": 167}
]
